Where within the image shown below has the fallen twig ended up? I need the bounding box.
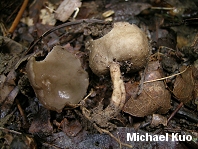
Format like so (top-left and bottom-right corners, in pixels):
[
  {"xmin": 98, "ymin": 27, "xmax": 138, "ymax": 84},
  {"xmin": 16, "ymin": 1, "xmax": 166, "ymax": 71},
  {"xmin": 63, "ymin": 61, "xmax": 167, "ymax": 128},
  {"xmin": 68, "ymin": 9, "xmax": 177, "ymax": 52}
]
[
  {"xmin": 14, "ymin": 19, "xmax": 109, "ymax": 69},
  {"xmin": 143, "ymin": 66, "xmax": 189, "ymax": 84},
  {"xmin": 8, "ymin": 0, "xmax": 29, "ymax": 34},
  {"xmin": 16, "ymin": 98, "xmax": 27, "ymax": 126},
  {"xmin": 0, "ymin": 127, "xmax": 22, "ymax": 135},
  {"xmin": 167, "ymin": 102, "xmax": 183, "ymax": 123}
]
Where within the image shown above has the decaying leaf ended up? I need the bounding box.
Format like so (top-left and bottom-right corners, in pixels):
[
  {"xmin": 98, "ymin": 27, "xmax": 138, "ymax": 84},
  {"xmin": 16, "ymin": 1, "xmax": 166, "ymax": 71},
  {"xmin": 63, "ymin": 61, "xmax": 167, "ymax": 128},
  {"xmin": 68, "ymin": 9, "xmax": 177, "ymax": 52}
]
[
  {"xmin": 55, "ymin": 0, "xmax": 82, "ymax": 22},
  {"xmin": 173, "ymin": 66, "xmax": 194, "ymax": 103},
  {"xmin": 10, "ymin": 134, "xmax": 37, "ymax": 149},
  {"xmin": 60, "ymin": 118, "xmax": 82, "ymax": 137},
  {"xmin": 123, "ymin": 60, "xmax": 171, "ymax": 117},
  {"xmin": 0, "ymin": 36, "xmax": 26, "ymax": 74},
  {"xmin": 44, "ymin": 127, "xmax": 188, "ymax": 149},
  {"xmin": 0, "ymin": 70, "xmax": 18, "ymax": 118},
  {"xmin": 151, "ymin": 114, "xmax": 167, "ymax": 127},
  {"xmin": 29, "ymin": 108, "xmax": 53, "ymax": 135},
  {"xmin": 193, "ymin": 60, "xmax": 198, "ymax": 110},
  {"xmin": 109, "ymin": 2, "xmax": 151, "ymax": 21},
  {"xmin": 193, "ymin": 80, "xmax": 198, "ymax": 110},
  {"xmin": 39, "ymin": 2, "xmax": 56, "ymax": 26}
]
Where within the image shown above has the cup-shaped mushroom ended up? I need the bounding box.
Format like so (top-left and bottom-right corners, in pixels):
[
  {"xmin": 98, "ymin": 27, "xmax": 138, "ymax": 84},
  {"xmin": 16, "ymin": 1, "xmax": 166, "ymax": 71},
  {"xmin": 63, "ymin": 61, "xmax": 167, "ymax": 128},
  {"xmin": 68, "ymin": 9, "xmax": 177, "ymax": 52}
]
[
  {"xmin": 88, "ymin": 22, "xmax": 150, "ymax": 76},
  {"xmin": 26, "ymin": 46, "xmax": 89, "ymax": 113}
]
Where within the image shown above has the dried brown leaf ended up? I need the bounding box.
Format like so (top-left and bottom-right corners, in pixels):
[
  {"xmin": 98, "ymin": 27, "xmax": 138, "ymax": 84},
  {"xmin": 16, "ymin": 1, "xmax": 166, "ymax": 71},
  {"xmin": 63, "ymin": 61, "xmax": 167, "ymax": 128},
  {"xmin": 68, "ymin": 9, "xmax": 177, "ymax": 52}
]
[
  {"xmin": 173, "ymin": 66, "xmax": 194, "ymax": 103},
  {"xmin": 55, "ymin": 0, "xmax": 82, "ymax": 22},
  {"xmin": 151, "ymin": 114, "xmax": 167, "ymax": 127},
  {"xmin": 0, "ymin": 70, "xmax": 18, "ymax": 118},
  {"xmin": 0, "ymin": 36, "xmax": 26, "ymax": 74},
  {"xmin": 193, "ymin": 80, "xmax": 198, "ymax": 110},
  {"xmin": 123, "ymin": 61, "xmax": 171, "ymax": 117},
  {"xmin": 29, "ymin": 108, "xmax": 53, "ymax": 135},
  {"xmin": 109, "ymin": 2, "xmax": 151, "ymax": 21},
  {"xmin": 61, "ymin": 118, "xmax": 82, "ymax": 137}
]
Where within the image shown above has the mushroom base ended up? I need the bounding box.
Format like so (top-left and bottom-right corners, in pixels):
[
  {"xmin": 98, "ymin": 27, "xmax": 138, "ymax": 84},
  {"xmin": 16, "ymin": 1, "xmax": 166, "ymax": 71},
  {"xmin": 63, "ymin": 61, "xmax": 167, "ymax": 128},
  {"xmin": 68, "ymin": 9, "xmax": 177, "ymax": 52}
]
[{"xmin": 81, "ymin": 63, "xmax": 126, "ymax": 130}]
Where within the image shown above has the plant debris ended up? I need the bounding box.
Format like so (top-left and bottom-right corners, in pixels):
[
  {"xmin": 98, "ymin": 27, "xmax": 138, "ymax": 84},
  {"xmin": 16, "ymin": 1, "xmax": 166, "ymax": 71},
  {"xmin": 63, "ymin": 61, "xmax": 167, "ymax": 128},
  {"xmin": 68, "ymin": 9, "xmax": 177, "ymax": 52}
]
[
  {"xmin": 123, "ymin": 60, "xmax": 171, "ymax": 117},
  {"xmin": 173, "ymin": 66, "xmax": 194, "ymax": 103},
  {"xmin": 55, "ymin": 0, "xmax": 82, "ymax": 22}
]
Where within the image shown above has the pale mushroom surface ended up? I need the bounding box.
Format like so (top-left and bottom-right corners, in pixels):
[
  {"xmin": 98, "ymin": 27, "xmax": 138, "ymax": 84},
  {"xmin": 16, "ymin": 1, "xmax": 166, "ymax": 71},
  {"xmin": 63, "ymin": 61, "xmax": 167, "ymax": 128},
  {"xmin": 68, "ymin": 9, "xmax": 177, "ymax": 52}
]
[
  {"xmin": 88, "ymin": 22, "xmax": 150, "ymax": 75},
  {"xmin": 26, "ymin": 46, "xmax": 89, "ymax": 112}
]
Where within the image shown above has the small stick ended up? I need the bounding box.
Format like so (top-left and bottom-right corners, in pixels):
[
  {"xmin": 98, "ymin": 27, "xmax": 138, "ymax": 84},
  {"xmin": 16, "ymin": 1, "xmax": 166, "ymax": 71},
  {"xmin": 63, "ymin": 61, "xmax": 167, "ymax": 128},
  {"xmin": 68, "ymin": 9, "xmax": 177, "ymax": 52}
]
[
  {"xmin": 15, "ymin": 98, "xmax": 27, "ymax": 126},
  {"xmin": 82, "ymin": 89, "xmax": 94, "ymax": 102},
  {"xmin": 0, "ymin": 22, "xmax": 9, "ymax": 36},
  {"xmin": 143, "ymin": 66, "xmax": 189, "ymax": 84},
  {"xmin": 42, "ymin": 142, "xmax": 60, "ymax": 149},
  {"xmin": 191, "ymin": 33, "xmax": 198, "ymax": 47},
  {"xmin": 28, "ymin": 19, "xmax": 107, "ymax": 53},
  {"xmin": 167, "ymin": 102, "xmax": 183, "ymax": 123},
  {"xmin": 0, "ymin": 127, "xmax": 22, "ymax": 135},
  {"xmin": 116, "ymin": 131, "xmax": 122, "ymax": 149},
  {"xmin": 14, "ymin": 19, "xmax": 109, "ymax": 69},
  {"xmin": 151, "ymin": 7, "xmax": 174, "ymax": 10},
  {"xmin": 8, "ymin": 0, "xmax": 29, "ymax": 34}
]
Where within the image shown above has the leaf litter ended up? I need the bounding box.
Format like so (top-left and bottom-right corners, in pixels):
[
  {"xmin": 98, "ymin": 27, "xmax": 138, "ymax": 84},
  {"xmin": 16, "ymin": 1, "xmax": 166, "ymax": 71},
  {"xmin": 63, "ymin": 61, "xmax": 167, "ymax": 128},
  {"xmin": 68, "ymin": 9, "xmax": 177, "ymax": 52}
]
[{"xmin": 123, "ymin": 60, "xmax": 171, "ymax": 117}]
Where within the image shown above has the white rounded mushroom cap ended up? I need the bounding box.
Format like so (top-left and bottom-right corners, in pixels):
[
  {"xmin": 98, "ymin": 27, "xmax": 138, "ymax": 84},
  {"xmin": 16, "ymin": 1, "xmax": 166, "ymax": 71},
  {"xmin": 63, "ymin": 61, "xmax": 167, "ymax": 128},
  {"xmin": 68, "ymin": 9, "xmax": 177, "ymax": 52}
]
[{"xmin": 88, "ymin": 22, "xmax": 150, "ymax": 75}]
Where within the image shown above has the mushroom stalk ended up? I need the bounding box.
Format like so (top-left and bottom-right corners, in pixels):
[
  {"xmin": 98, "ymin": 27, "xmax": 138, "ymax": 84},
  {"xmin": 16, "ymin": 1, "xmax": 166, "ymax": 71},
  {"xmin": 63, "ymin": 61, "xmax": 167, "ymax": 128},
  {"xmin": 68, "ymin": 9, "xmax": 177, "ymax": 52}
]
[
  {"xmin": 105, "ymin": 63, "xmax": 126, "ymax": 117},
  {"xmin": 82, "ymin": 63, "xmax": 126, "ymax": 129}
]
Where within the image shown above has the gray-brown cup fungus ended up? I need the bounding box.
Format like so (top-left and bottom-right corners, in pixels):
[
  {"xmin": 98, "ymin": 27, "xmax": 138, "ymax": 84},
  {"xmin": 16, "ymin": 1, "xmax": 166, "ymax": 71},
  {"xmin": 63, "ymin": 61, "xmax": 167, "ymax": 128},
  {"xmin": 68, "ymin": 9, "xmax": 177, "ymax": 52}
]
[
  {"xmin": 26, "ymin": 46, "xmax": 89, "ymax": 113},
  {"xmin": 82, "ymin": 22, "xmax": 150, "ymax": 129}
]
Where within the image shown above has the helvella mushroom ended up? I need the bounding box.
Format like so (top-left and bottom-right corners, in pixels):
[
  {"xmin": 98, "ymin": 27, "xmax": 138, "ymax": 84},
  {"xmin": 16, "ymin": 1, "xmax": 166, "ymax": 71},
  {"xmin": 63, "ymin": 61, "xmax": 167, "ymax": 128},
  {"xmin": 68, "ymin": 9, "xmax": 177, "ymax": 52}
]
[
  {"xmin": 82, "ymin": 22, "xmax": 150, "ymax": 129},
  {"xmin": 26, "ymin": 46, "xmax": 89, "ymax": 113}
]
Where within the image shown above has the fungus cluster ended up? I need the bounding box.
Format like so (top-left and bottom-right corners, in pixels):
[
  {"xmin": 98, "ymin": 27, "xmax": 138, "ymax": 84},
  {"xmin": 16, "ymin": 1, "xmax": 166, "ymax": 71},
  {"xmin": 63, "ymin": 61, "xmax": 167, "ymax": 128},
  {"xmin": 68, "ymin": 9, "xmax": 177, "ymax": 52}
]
[
  {"xmin": 26, "ymin": 22, "xmax": 151, "ymax": 125},
  {"xmin": 26, "ymin": 46, "xmax": 89, "ymax": 113}
]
